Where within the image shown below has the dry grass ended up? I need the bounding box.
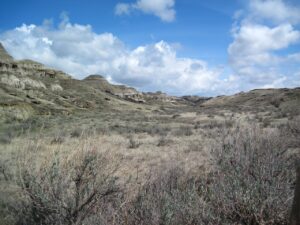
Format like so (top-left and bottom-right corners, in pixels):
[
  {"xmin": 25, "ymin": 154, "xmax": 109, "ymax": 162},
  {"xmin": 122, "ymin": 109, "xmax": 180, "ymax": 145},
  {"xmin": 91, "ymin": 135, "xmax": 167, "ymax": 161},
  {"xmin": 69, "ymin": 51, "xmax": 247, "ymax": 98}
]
[{"xmin": 0, "ymin": 111, "xmax": 299, "ymax": 225}]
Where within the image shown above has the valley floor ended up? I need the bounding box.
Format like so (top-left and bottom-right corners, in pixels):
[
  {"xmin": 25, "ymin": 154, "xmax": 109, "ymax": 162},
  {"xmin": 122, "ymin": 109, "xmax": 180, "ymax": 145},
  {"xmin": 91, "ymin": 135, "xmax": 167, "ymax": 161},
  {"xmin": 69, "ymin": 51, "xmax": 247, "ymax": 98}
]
[{"xmin": 0, "ymin": 104, "xmax": 299, "ymax": 225}]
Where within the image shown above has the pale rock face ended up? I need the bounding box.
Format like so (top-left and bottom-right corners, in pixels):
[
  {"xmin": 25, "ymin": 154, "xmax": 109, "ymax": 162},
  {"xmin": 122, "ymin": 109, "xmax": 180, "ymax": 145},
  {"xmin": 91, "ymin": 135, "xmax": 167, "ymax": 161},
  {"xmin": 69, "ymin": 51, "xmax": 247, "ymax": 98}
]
[
  {"xmin": 0, "ymin": 43, "xmax": 71, "ymax": 80},
  {"xmin": 1, "ymin": 74, "xmax": 46, "ymax": 89},
  {"xmin": 51, "ymin": 84, "xmax": 63, "ymax": 92},
  {"xmin": 22, "ymin": 78, "xmax": 46, "ymax": 89},
  {"xmin": 0, "ymin": 43, "xmax": 13, "ymax": 62},
  {"xmin": 1, "ymin": 74, "xmax": 25, "ymax": 89},
  {"xmin": 144, "ymin": 91, "xmax": 179, "ymax": 102}
]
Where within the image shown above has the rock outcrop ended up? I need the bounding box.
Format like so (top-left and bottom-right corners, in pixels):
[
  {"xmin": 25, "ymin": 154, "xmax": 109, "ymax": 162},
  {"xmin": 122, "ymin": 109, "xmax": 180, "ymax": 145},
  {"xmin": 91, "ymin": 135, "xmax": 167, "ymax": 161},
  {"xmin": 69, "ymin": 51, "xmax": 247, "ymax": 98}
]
[
  {"xmin": 143, "ymin": 91, "xmax": 180, "ymax": 103},
  {"xmin": 0, "ymin": 43, "xmax": 13, "ymax": 62},
  {"xmin": 83, "ymin": 75, "xmax": 145, "ymax": 103}
]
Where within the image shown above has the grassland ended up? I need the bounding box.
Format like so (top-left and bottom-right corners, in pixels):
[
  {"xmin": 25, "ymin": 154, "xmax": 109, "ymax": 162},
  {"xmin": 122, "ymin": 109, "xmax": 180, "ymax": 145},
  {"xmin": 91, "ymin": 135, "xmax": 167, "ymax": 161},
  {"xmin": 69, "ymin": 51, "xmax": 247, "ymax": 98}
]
[{"xmin": 0, "ymin": 100, "xmax": 299, "ymax": 225}]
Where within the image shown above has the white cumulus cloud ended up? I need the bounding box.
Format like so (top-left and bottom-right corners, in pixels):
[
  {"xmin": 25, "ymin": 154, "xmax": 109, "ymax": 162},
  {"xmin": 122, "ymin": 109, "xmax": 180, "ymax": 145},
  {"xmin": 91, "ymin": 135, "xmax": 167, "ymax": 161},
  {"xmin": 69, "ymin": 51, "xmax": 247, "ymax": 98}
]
[
  {"xmin": 249, "ymin": 0, "xmax": 300, "ymax": 24},
  {"xmin": 115, "ymin": 0, "xmax": 176, "ymax": 22},
  {"xmin": 228, "ymin": 0, "xmax": 300, "ymax": 88},
  {"xmin": 0, "ymin": 20, "xmax": 231, "ymax": 96}
]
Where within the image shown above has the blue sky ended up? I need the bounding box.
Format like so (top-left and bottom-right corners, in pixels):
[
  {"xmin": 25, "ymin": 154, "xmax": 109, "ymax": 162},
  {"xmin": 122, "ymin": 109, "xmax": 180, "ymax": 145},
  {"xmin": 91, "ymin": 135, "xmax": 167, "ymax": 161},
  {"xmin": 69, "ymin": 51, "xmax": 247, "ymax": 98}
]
[{"xmin": 0, "ymin": 0, "xmax": 300, "ymax": 96}]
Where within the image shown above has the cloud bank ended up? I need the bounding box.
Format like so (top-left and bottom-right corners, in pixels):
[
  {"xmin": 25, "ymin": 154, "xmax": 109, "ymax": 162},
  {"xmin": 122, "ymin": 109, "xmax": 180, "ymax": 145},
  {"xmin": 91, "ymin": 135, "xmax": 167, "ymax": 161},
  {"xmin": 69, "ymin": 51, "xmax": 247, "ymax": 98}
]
[
  {"xmin": 115, "ymin": 0, "xmax": 176, "ymax": 22},
  {"xmin": 0, "ymin": 19, "xmax": 229, "ymax": 96},
  {"xmin": 0, "ymin": 0, "xmax": 299, "ymax": 96},
  {"xmin": 228, "ymin": 0, "xmax": 300, "ymax": 89}
]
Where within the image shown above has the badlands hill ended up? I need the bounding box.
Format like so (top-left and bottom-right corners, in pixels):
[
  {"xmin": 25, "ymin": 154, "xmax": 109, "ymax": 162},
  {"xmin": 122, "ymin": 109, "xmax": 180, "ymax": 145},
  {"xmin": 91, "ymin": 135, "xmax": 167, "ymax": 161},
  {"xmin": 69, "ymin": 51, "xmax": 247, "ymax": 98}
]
[
  {"xmin": 0, "ymin": 43, "xmax": 169, "ymax": 121},
  {"xmin": 0, "ymin": 42, "xmax": 299, "ymax": 123}
]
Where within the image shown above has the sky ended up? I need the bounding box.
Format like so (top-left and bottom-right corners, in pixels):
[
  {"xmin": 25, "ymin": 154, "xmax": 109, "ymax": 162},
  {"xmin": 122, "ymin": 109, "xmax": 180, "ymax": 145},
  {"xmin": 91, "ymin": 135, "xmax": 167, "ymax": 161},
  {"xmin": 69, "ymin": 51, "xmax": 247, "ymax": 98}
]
[{"xmin": 0, "ymin": 0, "xmax": 300, "ymax": 96}]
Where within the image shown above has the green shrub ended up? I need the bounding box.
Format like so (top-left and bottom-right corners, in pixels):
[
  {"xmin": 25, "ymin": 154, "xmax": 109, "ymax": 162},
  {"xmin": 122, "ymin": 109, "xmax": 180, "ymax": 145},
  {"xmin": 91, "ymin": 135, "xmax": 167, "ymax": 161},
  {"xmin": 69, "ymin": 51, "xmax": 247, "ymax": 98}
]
[
  {"xmin": 174, "ymin": 126, "xmax": 193, "ymax": 136},
  {"xmin": 0, "ymin": 133, "xmax": 12, "ymax": 144},
  {"xmin": 70, "ymin": 128, "xmax": 83, "ymax": 138},
  {"xmin": 128, "ymin": 136, "xmax": 141, "ymax": 149}
]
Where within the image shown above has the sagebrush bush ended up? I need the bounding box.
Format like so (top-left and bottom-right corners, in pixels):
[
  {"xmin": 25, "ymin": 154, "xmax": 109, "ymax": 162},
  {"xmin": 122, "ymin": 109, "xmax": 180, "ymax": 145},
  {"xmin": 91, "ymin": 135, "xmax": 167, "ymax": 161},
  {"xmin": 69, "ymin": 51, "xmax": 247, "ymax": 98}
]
[
  {"xmin": 157, "ymin": 135, "xmax": 172, "ymax": 147},
  {"xmin": 0, "ymin": 133, "xmax": 12, "ymax": 144},
  {"xmin": 9, "ymin": 148, "xmax": 119, "ymax": 225},
  {"xmin": 70, "ymin": 128, "xmax": 83, "ymax": 138},
  {"xmin": 128, "ymin": 136, "xmax": 141, "ymax": 149},
  {"xmin": 110, "ymin": 166, "xmax": 210, "ymax": 225},
  {"xmin": 204, "ymin": 124, "xmax": 296, "ymax": 225},
  {"xmin": 173, "ymin": 126, "xmax": 193, "ymax": 136}
]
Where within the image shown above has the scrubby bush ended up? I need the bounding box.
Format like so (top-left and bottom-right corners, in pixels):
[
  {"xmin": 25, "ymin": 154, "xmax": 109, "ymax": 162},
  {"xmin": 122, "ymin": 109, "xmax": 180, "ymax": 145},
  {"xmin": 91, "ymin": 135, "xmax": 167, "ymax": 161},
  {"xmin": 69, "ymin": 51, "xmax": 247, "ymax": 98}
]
[
  {"xmin": 204, "ymin": 124, "xmax": 296, "ymax": 224},
  {"xmin": 201, "ymin": 121, "xmax": 224, "ymax": 129},
  {"xmin": 270, "ymin": 97, "xmax": 282, "ymax": 108},
  {"xmin": 157, "ymin": 135, "xmax": 172, "ymax": 147},
  {"xmin": 0, "ymin": 133, "xmax": 12, "ymax": 144},
  {"xmin": 8, "ymin": 148, "xmax": 119, "ymax": 225},
  {"xmin": 50, "ymin": 136, "xmax": 65, "ymax": 144},
  {"xmin": 114, "ymin": 124, "xmax": 297, "ymax": 225},
  {"xmin": 194, "ymin": 121, "xmax": 201, "ymax": 129},
  {"xmin": 128, "ymin": 136, "xmax": 141, "ymax": 149},
  {"xmin": 174, "ymin": 126, "xmax": 193, "ymax": 136},
  {"xmin": 0, "ymin": 160, "xmax": 10, "ymax": 181},
  {"xmin": 112, "ymin": 166, "xmax": 209, "ymax": 225},
  {"xmin": 70, "ymin": 128, "xmax": 83, "ymax": 138}
]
